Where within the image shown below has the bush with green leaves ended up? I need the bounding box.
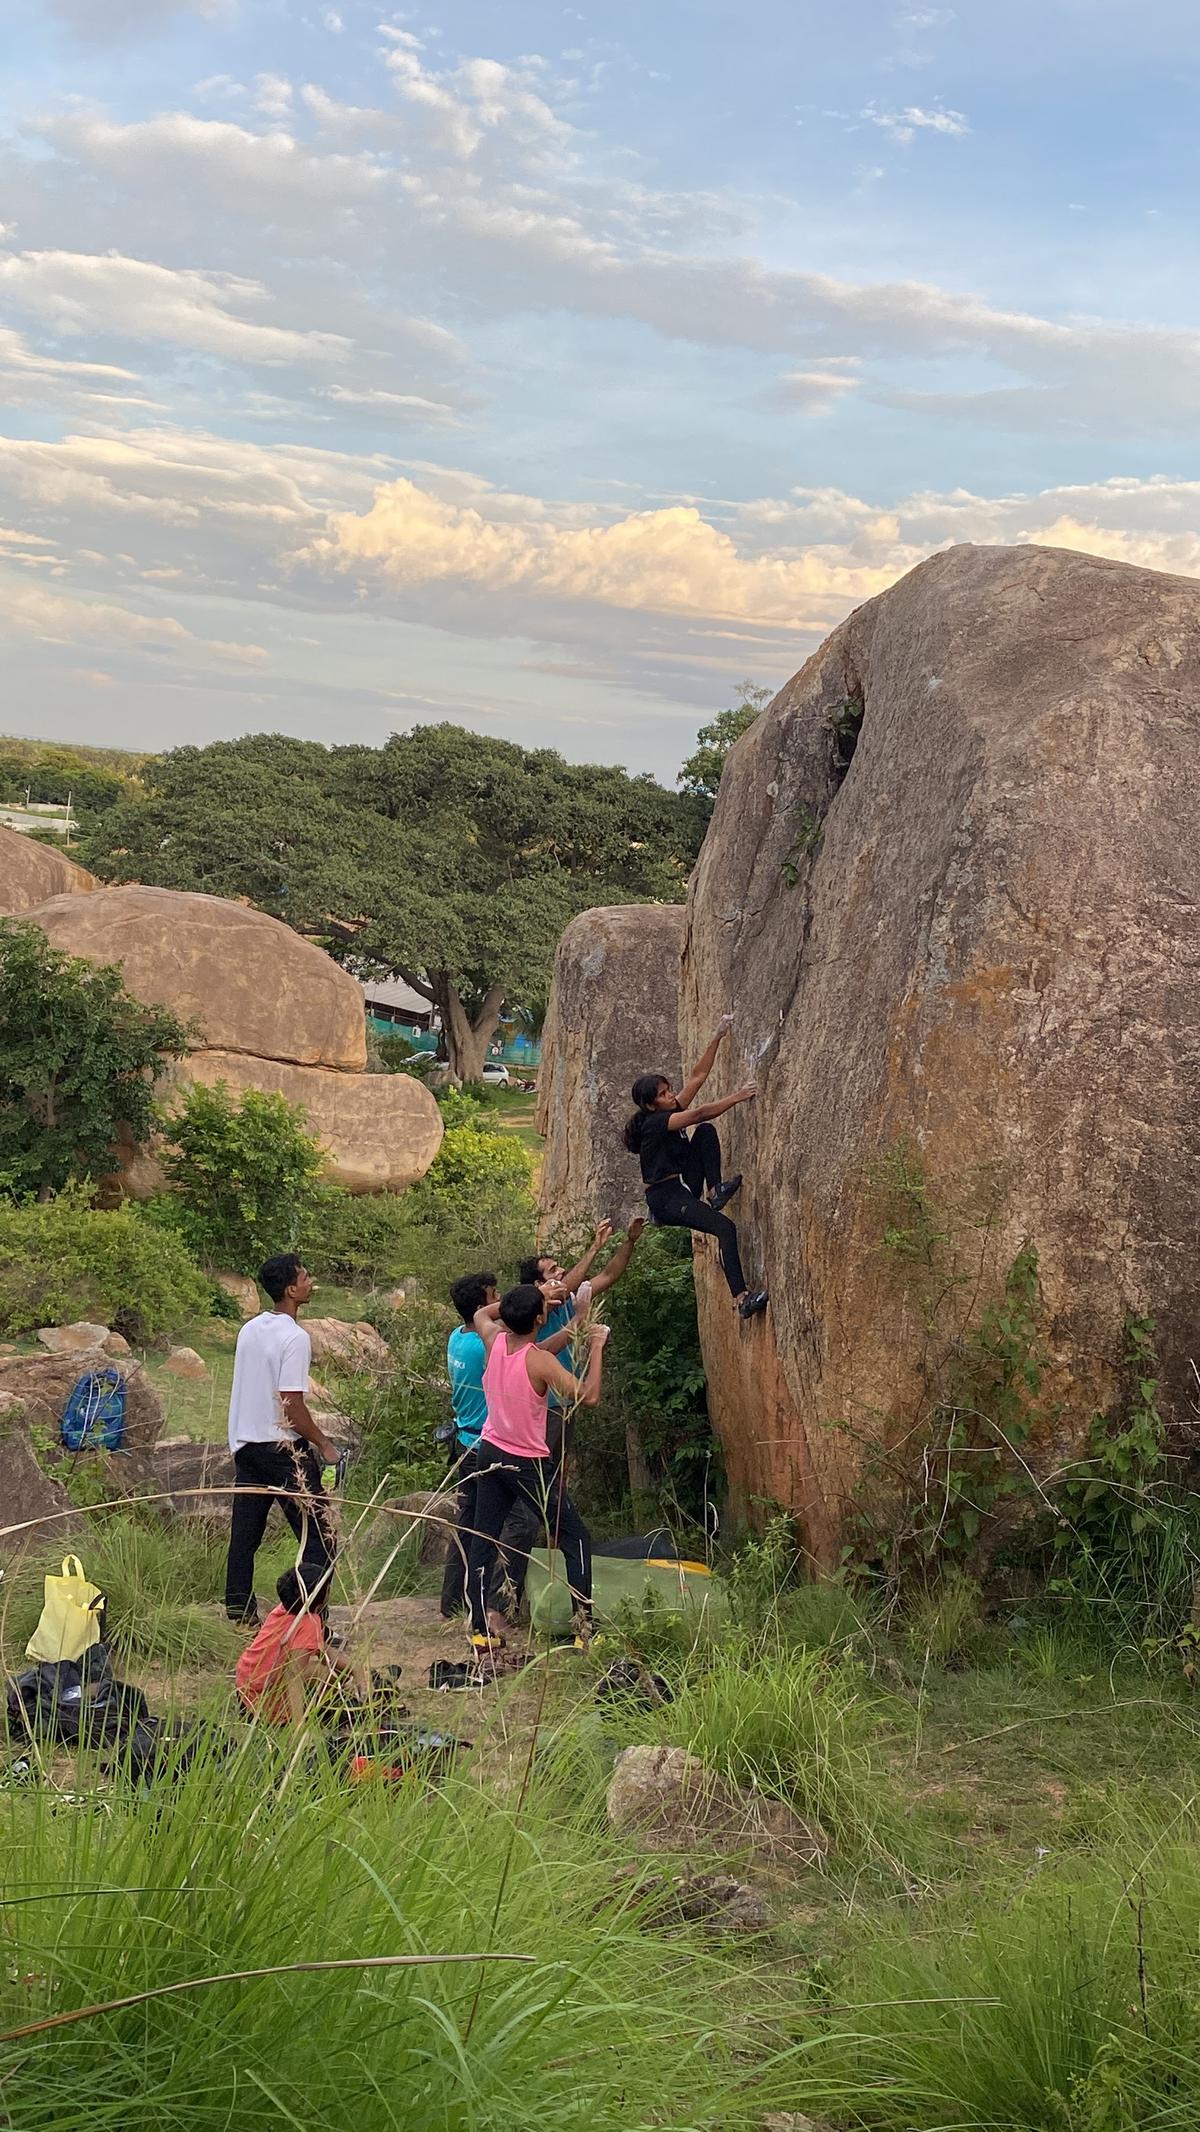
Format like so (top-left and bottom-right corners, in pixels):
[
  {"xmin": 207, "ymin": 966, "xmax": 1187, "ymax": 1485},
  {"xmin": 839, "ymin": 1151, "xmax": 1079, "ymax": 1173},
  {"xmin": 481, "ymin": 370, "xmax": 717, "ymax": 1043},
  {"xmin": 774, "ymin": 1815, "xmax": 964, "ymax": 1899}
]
[
  {"xmin": 0, "ymin": 1188, "xmax": 210, "ymax": 1343},
  {"xmin": 154, "ymin": 1081, "xmax": 327, "ymax": 1273},
  {"xmin": 0, "ymin": 919, "xmax": 189, "ymax": 1199},
  {"xmin": 323, "ymin": 1297, "xmax": 452, "ymax": 1493},
  {"xmin": 598, "ymin": 1225, "xmax": 716, "ymax": 1527}
]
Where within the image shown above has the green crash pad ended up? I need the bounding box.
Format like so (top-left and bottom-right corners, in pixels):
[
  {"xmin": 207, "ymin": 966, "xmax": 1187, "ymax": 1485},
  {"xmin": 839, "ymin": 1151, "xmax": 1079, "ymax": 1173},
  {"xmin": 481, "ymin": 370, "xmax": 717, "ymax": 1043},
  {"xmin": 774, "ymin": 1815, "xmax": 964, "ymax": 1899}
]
[{"xmin": 526, "ymin": 1549, "xmax": 725, "ymax": 1637}]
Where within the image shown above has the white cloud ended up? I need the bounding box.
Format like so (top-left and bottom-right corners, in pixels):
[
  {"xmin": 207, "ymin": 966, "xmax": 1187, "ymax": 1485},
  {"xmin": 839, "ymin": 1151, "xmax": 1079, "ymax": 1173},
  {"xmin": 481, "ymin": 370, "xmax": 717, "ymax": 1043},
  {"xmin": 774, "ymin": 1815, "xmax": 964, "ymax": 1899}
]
[
  {"xmin": 253, "ymin": 75, "xmax": 294, "ymax": 120},
  {"xmin": 0, "ymin": 249, "xmax": 351, "ymax": 367},
  {"xmin": 0, "ymin": 324, "xmax": 151, "ymax": 410},
  {"xmin": 864, "ymin": 100, "xmax": 970, "ymax": 143},
  {"xmin": 322, "ymin": 385, "xmax": 463, "ymax": 423},
  {"xmin": 322, "ymin": 7, "xmax": 344, "ymax": 28},
  {"xmin": 0, "ymin": 569, "xmax": 264, "ymax": 666},
  {"xmin": 772, "ymin": 363, "xmax": 861, "ymax": 415}
]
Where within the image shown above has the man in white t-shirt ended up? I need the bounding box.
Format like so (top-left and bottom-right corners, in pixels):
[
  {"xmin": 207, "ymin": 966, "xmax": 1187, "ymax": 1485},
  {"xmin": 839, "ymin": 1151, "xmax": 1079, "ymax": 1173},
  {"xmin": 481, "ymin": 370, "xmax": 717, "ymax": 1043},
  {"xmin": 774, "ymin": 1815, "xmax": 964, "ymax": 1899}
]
[{"xmin": 223, "ymin": 1253, "xmax": 339, "ymax": 1628}]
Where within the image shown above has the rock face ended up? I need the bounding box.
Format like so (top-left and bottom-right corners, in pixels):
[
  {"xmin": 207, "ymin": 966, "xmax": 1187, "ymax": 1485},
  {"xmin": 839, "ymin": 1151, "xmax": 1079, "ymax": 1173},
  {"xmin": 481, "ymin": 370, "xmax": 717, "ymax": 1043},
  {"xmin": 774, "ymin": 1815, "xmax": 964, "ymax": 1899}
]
[
  {"xmin": 24, "ymin": 884, "xmax": 444, "ymax": 1196},
  {"xmin": 680, "ymin": 543, "xmax": 1200, "ymax": 1558},
  {"xmin": 0, "ymin": 824, "xmax": 97, "ymax": 917},
  {"xmin": 160, "ymin": 1051, "xmax": 444, "ymax": 1195},
  {"xmin": 0, "ymin": 1393, "xmax": 81, "ymax": 1558},
  {"xmin": 538, "ymin": 903, "xmax": 686, "ymax": 1234},
  {"xmin": 216, "ymin": 1272, "xmax": 260, "ymax": 1319},
  {"xmin": 28, "ymin": 885, "xmax": 367, "ymax": 1069}
]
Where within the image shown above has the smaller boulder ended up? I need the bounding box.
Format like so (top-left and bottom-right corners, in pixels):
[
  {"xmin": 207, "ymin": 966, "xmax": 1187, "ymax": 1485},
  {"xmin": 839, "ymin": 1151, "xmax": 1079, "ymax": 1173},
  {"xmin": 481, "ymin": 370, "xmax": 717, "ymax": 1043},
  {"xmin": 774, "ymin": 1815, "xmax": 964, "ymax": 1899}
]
[
  {"xmin": 0, "ymin": 1391, "xmax": 80, "ymax": 1558},
  {"xmin": 368, "ymin": 1489, "xmax": 458, "ymax": 1567},
  {"xmin": 216, "ymin": 1272, "xmax": 260, "ymax": 1320},
  {"xmin": 103, "ymin": 1331, "xmax": 132, "ymax": 1358},
  {"xmin": 606, "ymin": 1744, "xmax": 826, "ymax": 1863},
  {"xmin": 163, "ymin": 1346, "xmax": 209, "ymax": 1381},
  {"xmin": 0, "ymin": 1349, "xmax": 164, "ymax": 1465},
  {"xmin": 37, "ymin": 1322, "xmax": 111, "ymax": 1355},
  {"xmin": 304, "ymin": 1319, "xmax": 391, "ymax": 1373}
]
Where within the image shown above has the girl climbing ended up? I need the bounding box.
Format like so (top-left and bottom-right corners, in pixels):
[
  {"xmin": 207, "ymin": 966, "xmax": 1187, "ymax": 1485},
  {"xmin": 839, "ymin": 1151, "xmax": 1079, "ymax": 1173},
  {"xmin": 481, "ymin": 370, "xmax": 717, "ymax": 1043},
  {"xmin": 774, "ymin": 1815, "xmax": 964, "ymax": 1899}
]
[{"xmin": 623, "ymin": 1015, "xmax": 769, "ymax": 1321}]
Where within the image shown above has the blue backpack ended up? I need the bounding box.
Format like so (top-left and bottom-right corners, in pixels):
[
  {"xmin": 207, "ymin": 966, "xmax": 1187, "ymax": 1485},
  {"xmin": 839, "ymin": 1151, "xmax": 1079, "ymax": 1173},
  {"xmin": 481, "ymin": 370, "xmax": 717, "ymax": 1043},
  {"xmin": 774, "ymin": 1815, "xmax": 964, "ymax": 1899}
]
[{"xmin": 60, "ymin": 1367, "xmax": 126, "ymax": 1454}]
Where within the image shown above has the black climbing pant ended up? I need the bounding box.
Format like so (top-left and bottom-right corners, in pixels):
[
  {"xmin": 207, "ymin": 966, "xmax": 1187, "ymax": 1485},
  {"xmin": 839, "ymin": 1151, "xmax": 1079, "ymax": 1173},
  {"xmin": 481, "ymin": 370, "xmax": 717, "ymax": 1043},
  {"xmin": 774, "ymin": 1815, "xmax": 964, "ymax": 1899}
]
[
  {"xmin": 646, "ymin": 1120, "xmax": 746, "ymax": 1297},
  {"xmin": 224, "ymin": 1441, "xmax": 336, "ymax": 1620},
  {"xmin": 465, "ymin": 1444, "xmax": 591, "ymax": 1638}
]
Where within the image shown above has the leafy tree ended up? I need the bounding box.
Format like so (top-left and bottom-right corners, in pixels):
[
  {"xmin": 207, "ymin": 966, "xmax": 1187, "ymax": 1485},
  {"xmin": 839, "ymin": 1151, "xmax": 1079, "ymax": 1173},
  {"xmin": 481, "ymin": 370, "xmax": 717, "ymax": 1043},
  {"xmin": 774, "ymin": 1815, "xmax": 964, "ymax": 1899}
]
[
  {"xmin": 0, "ymin": 742, "xmax": 142, "ymax": 835},
  {"xmin": 0, "ymin": 920, "xmax": 190, "ymax": 1199},
  {"xmin": 678, "ymin": 682, "xmax": 772, "ymax": 810},
  {"xmin": 153, "ymin": 1081, "xmax": 328, "ymax": 1273},
  {"xmin": 84, "ymin": 725, "xmax": 706, "ymax": 1084}
]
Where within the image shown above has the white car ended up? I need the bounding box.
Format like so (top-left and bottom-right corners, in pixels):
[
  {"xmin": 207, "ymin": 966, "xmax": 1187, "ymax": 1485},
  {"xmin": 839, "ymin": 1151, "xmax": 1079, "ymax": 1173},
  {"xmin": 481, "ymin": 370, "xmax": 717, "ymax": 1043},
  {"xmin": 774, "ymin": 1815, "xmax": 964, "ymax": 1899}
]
[{"xmin": 482, "ymin": 1062, "xmax": 510, "ymax": 1087}]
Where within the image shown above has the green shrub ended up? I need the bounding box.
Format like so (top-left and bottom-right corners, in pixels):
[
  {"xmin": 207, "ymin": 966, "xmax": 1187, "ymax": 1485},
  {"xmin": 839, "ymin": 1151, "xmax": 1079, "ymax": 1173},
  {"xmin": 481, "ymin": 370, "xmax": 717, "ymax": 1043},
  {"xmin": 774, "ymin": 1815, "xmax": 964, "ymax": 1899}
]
[
  {"xmin": 0, "ymin": 919, "xmax": 189, "ymax": 1200},
  {"xmin": 305, "ymin": 1188, "xmax": 415, "ymax": 1289},
  {"xmin": 156, "ymin": 1081, "xmax": 327, "ymax": 1273},
  {"xmin": 902, "ymin": 1566, "xmax": 987, "ymax": 1666},
  {"xmin": 0, "ymin": 1190, "xmax": 210, "ymax": 1343},
  {"xmin": 326, "ymin": 1297, "xmax": 452, "ymax": 1493},
  {"xmin": 410, "ymin": 1119, "xmax": 534, "ymax": 1210},
  {"xmin": 595, "ymin": 1225, "xmax": 716, "ymax": 1528}
]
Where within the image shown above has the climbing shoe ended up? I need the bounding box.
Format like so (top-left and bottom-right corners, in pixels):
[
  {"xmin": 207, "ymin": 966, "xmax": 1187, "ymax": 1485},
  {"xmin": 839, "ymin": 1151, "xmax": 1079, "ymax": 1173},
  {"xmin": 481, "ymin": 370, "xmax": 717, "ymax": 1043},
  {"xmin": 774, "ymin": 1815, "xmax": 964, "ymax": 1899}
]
[
  {"xmin": 469, "ymin": 1632, "xmax": 506, "ymax": 1655},
  {"xmin": 708, "ymin": 1174, "xmax": 742, "ymax": 1214},
  {"xmin": 227, "ymin": 1606, "xmax": 261, "ymax": 1631},
  {"xmin": 738, "ymin": 1289, "xmax": 769, "ymax": 1321}
]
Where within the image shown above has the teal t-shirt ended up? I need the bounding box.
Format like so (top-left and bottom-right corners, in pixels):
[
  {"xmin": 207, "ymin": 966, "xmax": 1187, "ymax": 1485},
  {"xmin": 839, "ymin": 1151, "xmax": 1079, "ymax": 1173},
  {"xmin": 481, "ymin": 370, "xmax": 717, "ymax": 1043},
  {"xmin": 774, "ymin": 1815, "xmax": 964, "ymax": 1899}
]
[
  {"xmin": 447, "ymin": 1326, "xmax": 488, "ymax": 1447},
  {"xmin": 539, "ymin": 1299, "xmax": 576, "ymax": 1413}
]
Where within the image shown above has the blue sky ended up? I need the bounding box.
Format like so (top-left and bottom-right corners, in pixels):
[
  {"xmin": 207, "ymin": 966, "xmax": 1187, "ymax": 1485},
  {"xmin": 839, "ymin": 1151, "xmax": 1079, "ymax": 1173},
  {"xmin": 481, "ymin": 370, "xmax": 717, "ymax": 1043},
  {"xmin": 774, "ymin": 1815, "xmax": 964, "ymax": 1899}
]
[{"xmin": 2, "ymin": 0, "xmax": 1200, "ymax": 779}]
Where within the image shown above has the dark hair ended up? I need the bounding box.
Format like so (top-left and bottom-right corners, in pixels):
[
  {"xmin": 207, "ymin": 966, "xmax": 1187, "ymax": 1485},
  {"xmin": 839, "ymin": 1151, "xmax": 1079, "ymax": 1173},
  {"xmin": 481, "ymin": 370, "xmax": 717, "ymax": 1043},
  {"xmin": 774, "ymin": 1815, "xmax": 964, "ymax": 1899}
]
[
  {"xmin": 623, "ymin": 1074, "xmax": 667, "ymax": 1153},
  {"xmin": 276, "ymin": 1565, "xmax": 331, "ymax": 1617},
  {"xmin": 451, "ymin": 1271, "xmax": 498, "ymax": 1323},
  {"xmin": 518, "ymin": 1254, "xmax": 548, "ymax": 1287},
  {"xmin": 260, "ymin": 1253, "xmax": 305, "ymax": 1303},
  {"xmin": 498, "ymin": 1282, "xmax": 545, "ymax": 1335}
]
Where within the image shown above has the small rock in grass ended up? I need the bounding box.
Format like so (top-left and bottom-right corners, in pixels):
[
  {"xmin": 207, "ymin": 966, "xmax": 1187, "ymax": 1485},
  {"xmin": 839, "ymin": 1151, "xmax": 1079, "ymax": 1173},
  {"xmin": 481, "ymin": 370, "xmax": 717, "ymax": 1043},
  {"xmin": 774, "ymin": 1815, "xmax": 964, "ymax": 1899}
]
[
  {"xmin": 37, "ymin": 1323, "xmax": 110, "ymax": 1354},
  {"xmin": 216, "ymin": 1272, "xmax": 260, "ymax": 1320},
  {"xmin": 163, "ymin": 1346, "xmax": 209, "ymax": 1380},
  {"xmin": 102, "ymin": 1331, "xmax": 132, "ymax": 1357}
]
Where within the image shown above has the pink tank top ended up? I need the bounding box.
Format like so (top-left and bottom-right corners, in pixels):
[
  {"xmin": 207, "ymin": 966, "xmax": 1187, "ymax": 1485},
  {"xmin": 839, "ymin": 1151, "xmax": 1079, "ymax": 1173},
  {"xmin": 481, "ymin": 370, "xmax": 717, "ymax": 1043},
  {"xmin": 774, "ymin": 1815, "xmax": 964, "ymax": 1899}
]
[{"xmin": 481, "ymin": 1331, "xmax": 549, "ymax": 1458}]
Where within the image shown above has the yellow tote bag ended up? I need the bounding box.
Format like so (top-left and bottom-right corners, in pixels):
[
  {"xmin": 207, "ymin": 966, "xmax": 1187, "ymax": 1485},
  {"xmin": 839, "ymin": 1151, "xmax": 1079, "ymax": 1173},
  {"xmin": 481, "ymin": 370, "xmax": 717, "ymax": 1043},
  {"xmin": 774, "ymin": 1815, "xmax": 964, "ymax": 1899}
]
[{"xmin": 25, "ymin": 1555, "xmax": 104, "ymax": 1664}]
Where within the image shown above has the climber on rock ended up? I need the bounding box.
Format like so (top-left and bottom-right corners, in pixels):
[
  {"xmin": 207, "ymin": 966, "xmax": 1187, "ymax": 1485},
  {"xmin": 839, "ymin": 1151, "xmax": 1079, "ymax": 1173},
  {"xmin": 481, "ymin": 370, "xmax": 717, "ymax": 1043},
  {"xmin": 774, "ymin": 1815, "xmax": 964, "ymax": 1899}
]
[{"xmin": 623, "ymin": 1015, "xmax": 768, "ymax": 1321}]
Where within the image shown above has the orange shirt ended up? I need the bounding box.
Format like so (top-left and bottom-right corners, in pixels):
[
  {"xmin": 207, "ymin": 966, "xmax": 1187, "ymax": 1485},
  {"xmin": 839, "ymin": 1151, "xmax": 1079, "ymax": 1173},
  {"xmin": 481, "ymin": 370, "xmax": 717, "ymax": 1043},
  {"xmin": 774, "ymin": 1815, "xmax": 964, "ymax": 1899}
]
[{"xmin": 236, "ymin": 1603, "xmax": 325, "ymax": 1723}]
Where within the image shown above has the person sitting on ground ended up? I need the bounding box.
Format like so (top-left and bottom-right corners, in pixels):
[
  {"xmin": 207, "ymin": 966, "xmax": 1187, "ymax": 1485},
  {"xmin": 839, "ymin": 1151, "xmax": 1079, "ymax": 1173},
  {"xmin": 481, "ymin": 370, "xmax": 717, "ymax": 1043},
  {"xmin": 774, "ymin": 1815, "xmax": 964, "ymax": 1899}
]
[
  {"xmin": 224, "ymin": 1254, "xmax": 340, "ymax": 1627},
  {"xmin": 623, "ymin": 1015, "xmax": 768, "ymax": 1321},
  {"xmin": 439, "ymin": 1270, "xmax": 524, "ymax": 1630},
  {"xmin": 235, "ymin": 1566, "xmax": 365, "ymax": 1725},
  {"xmin": 464, "ymin": 1284, "xmax": 609, "ymax": 1656}
]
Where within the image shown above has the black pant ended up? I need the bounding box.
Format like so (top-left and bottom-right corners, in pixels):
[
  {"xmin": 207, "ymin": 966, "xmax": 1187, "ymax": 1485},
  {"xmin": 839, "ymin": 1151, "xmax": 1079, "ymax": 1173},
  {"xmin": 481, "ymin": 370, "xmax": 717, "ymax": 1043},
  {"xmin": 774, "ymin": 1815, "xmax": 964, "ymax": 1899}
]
[
  {"xmin": 465, "ymin": 1443, "xmax": 591, "ymax": 1636},
  {"xmin": 439, "ymin": 1442, "xmax": 527, "ymax": 1620},
  {"xmin": 224, "ymin": 1440, "xmax": 336, "ymax": 1619},
  {"xmin": 646, "ymin": 1120, "xmax": 746, "ymax": 1297}
]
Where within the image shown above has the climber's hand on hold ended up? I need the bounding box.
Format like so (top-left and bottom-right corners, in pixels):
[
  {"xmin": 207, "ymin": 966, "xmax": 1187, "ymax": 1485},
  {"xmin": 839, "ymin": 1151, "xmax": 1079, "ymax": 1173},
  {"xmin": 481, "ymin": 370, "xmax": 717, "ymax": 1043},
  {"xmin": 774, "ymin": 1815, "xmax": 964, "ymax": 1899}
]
[{"xmin": 734, "ymin": 1083, "xmax": 758, "ymax": 1104}]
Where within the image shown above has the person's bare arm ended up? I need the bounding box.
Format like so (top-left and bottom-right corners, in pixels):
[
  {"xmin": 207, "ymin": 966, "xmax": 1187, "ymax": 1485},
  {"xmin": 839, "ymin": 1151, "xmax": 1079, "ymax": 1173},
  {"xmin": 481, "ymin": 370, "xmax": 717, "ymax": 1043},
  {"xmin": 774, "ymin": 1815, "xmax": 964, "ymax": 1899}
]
[
  {"xmin": 530, "ymin": 1324, "xmax": 608, "ymax": 1408},
  {"xmin": 667, "ymin": 1085, "xmax": 757, "ymax": 1134},
  {"xmin": 677, "ymin": 1015, "xmax": 735, "ymax": 1108},
  {"xmin": 561, "ymin": 1222, "xmax": 612, "ymax": 1294},
  {"xmin": 542, "ymin": 1322, "xmax": 578, "ymax": 1356},
  {"xmin": 473, "ymin": 1307, "xmax": 506, "ymax": 1353},
  {"xmin": 281, "ymin": 1390, "xmax": 337, "ymax": 1467},
  {"xmin": 590, "ymin": 1218, "xmax": 645, "ymax": 1298}
]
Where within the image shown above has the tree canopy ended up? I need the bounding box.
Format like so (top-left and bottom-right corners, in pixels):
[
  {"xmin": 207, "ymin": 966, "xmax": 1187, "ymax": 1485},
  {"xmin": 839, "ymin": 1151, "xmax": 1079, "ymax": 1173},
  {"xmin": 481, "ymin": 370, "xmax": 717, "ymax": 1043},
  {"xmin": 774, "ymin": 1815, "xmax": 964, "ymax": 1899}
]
[
  {"xmin": 677, "ymin": 683, "xmax": 772, "ymax": 810},
  {"xmin": 83, "ymin": 725, "xmax": 707, "ymax": 1082}
]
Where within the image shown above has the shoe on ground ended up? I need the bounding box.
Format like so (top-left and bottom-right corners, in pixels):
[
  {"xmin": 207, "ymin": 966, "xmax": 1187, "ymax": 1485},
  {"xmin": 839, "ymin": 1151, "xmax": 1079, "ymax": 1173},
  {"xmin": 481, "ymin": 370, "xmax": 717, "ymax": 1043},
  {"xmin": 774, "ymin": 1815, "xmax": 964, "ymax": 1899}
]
[
  {"xmin": 469, "ymin": 1632, "xmax": 506, "ymax": 1654},
  {"xmin": 227, "ymin": 1607, "xmax": 260, "ymax": 1630},
  {"xmin": 708, "ymin": 1174, "xmax": 743, "ymax": 1214},
  {"xmin": 738, "ymin": 1289, "xmax": 769, "ymax": 1321}
]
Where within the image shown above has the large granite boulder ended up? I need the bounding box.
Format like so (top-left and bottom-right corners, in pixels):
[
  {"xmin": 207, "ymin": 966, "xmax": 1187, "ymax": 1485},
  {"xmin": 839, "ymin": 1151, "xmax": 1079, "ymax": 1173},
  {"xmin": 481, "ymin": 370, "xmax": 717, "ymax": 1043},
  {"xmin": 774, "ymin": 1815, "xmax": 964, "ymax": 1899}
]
[
  {"xmin": 538, "ymin": 904, "xmax": 685, "ymax": 1233},
  {"xmin": 24, "ymin": 885, "xmax": 444, "ymax": 1196},
  {"xmin": 0, "ymin": 823, "xmax": 97, "ymax": 916},
  {"xmin": 681, "ymin": 543, "xmax": 1200, "ymax": 1560},
  {"xmin": 28, "ymin": 885, "xmax": 367, "ymax": 1069},
  {"xmin": 159, "ymin": 1051, "xmax": 443, "ymax": 1196}
]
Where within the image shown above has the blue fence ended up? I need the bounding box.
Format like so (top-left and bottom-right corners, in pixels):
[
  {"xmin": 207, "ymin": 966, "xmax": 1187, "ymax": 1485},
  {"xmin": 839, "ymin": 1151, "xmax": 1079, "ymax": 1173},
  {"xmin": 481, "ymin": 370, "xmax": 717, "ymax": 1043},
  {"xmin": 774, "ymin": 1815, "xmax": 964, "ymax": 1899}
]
[{"xmin": 368, "ymin": 1019, "xmax": 541, "ymax": 1072}]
